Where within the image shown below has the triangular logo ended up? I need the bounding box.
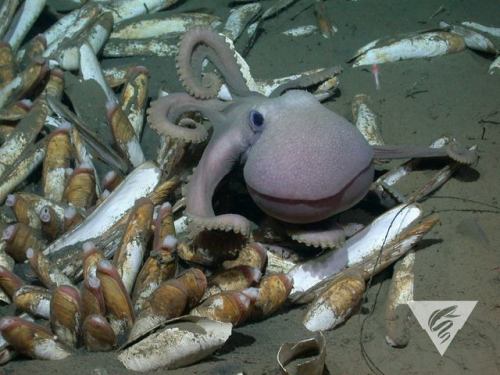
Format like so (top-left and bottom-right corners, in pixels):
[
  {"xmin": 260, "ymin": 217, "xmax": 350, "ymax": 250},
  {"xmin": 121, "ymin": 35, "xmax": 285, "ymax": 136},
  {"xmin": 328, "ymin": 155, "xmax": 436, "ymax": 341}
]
[{"xmin": 408, "ymin": 300, "xmax": 477, "ymax": 356}]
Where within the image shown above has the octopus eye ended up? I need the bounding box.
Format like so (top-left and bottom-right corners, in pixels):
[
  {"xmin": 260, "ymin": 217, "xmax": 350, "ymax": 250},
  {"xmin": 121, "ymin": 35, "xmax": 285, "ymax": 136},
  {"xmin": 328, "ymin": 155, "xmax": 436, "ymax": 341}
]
[{"xmin": 249, "ymin": 110, "xmax": 264, "ymax": 131}]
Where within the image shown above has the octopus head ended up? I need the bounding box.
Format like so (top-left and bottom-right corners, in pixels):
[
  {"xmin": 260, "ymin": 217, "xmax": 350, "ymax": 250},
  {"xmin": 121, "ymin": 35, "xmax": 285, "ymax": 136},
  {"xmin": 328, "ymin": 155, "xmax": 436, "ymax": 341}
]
[{"xmin": 242, "ymin": 90, "xmax": 374, "ymax": 224}]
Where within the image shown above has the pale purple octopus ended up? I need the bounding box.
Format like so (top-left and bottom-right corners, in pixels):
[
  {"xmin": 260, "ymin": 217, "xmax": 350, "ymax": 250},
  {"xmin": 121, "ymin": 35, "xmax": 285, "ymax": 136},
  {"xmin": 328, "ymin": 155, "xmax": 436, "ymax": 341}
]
[{"xmin": 148, "ymin": 27, "xmax": 476, "ymax": 248}]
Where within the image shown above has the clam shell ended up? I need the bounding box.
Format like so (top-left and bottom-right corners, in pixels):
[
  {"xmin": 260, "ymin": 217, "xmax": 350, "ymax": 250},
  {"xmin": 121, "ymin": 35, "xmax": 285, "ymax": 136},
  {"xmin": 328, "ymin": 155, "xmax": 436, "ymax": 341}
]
[
  {"xmin": 303, "ymin": 271, "xmax": 365, "ymax": 331},
  {"xmin": 118, "ymin": 316, "xmax": 231, "ymax": 372}
]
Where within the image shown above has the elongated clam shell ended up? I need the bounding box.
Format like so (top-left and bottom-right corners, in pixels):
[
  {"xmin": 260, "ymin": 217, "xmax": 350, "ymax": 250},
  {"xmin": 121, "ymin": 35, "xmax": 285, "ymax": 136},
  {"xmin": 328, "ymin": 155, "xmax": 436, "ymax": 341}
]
[
  {"xmin": 223, "ymin": 3, "xmax": 261, "ymax": 41},
  {"xmin": 54, "ymin": 11, "xmax": 113, "ymax": 71},
  {"xmin": 303, "ymin": 271, "xmax": 365, "ymax": 331},
  {"xmin": 26, "ymin": 247, "xmax": 73, "ymax": 288},
  {"xmin": 104, "ymin": 0, "xmax": 180, "ymax": 24},
  {"xmin": 0, "ymin": 0, "xmax": 19, "ymax": 40},
  {"xmin": 81, "ymin": 275, "xmax": 105, "ymax": 321},
  {"xmin": 283, "ymin": 25, "xmax": 318, "ymax": 37},
  {"xmin": 41, "ymin": 3, "xmax": 103, "ymax": 60},
  {"xmin": 0, "ymin": 98, "xmax": 48, "ymax": 177},
  {"xmin": 3, "ymin": 0, "xmax": 46, "ymax": 51},
  {"xmin": 0, "ymin": 265, "xmax": 25, "ymax": 299},
  {"xmin": 129, "ymin": 279, "xmax": 188, "ymax": 340},
  {"xmin": 385, "ymin": 250, "xmax": 415, "ymax": 347},
  {"xmin": 2, "ymin": 223, "xmax": 45, "ymax": 262},
  {"xmin": 190, "ymin": 291, "xmax": 253, "ymax": 326},
  {"xmin": 111, "ymin": 13, "xmax": 221, "ymax": 40},
  {"xmin": 120, "ymin": 66, "xmax": 149, "ymax": 138},
  {"xmin": 131, "ymin": 237, "xmax": 177, "ymax": 312},
  {"xmin": 6, "ymin": 193, "xmax": 42, "ymax": 230},
  {"xmin": 288, "ymin": 204, "xmax": 422, "ymax": 298},
  {"xmin": 0, "ymin": 316, "xmax": 71, "ymax": 360},
  {"xmin": 113, "ymin": 197, "xmax": 154, "ymax": 293},
  {"xmin": 439, "ymin": 21, "xmax": 498, "ymax": 54},
  {"xmin": 43, "ymin": 161, "xmax": 160, "ymax": 256},
  {"xmin": 82, "ymin": 314, "xmax": 116, "ymax": 351},
  {"xmin": 351, "ymin": 31, "xmax": 466, "ymax": 67},
  {"xmin": 102, "ymin": 36, "xmax": 179, "ymax": 58},
  {"xmin": 43, "ymin": 127, "xmax": 72, "ymax": 202},
  {"xmin": 50, "ymin": 285, "xmax": 81, "ymax": 347},
  {"xmin": 0, "ymin": 42, "xmax": 15, "ymax": 86},
  {"xmin": 204, "ymin": 266, "xmax": 261, "ymax": 299},
  {"xmin": 106, "ymin": 100, "xmax": 145, "ymax": 168},
  {"xmin": 96, "ymin": 260, "xmax": 135, "ymax": 338},
  {"xmin": 352, "ymin": 94, "xmax": 384, "ymax": 146},
  {"xmin": 461, "ymin": 21, "xmax": 500, "ymax": 37},
  {"xmin": 0, "ymin": 76, "xmax": 22, "ymax": 109},
  {"xmin": 79, "ymin": 42, "xmax": 116, "ymax": 102},
  {"xmin": 0, "ymin": 135, "xmax": 47, "ymax": 204},
  {"xmin": 118, "ymin": 316, "xmax": 231, "ymax": 372},
  {"xmin": 13, "ymin": 285, "xmax": 51, "ymax": 319}
]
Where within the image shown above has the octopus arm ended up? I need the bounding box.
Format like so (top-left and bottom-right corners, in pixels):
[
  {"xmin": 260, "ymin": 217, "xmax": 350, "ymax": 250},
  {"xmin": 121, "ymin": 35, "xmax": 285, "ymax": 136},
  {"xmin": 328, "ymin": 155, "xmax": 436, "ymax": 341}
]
[
  {"xmin": 185, "ymin": 126, "xmax": 253, "ymax": 236},
  {"xmin": 147, "ymin": 93, "xmax": 227, "ymax": 143}
]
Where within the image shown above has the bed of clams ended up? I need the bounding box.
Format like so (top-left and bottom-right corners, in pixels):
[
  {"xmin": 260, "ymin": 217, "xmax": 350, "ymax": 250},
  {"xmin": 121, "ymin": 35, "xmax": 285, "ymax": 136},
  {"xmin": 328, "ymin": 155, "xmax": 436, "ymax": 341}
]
[{"xmin": 0, "ymin": 0, "xmax": 479, "ymax": 372}]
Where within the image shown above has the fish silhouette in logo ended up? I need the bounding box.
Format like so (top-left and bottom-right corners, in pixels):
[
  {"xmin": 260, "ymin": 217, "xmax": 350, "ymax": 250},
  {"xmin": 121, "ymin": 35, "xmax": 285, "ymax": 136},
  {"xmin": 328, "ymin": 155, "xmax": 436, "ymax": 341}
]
[{"xmin": 427, "ymin": 305, "xmax": 460, "ymax": 344}]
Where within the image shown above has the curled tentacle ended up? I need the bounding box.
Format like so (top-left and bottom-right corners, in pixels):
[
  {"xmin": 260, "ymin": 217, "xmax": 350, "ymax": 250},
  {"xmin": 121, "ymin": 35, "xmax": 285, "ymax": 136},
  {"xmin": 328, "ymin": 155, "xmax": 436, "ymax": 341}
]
[
  {"xmin": 176, "ymin": 26, "xmax": 251, "ymax": 99},
  {"xmin": 270, "ymin": 66, "xmax": 342, "ymax": 97},
  {"xmin": 147, "ymin": 92, "xmax": 228, "ymax": 143}
]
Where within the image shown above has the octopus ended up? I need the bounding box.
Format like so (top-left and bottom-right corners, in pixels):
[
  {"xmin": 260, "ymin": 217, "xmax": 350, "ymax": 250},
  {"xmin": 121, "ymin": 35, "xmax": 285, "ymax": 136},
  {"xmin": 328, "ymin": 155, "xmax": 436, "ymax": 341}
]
[{"xmin": 148, "ymin": 27, "xmax": 477, "ymax": 249}]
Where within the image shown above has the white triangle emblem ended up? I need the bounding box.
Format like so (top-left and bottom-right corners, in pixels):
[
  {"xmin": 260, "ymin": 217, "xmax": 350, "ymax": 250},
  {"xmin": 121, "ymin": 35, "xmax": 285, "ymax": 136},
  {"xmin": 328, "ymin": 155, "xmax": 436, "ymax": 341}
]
[{"xmin": 408, "ymin": 300, "xmax": 477, "ymax": 356}]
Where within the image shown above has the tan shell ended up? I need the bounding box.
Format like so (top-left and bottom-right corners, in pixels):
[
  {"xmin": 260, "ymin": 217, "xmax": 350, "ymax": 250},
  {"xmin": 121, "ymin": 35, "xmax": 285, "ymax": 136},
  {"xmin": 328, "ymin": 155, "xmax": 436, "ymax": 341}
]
[
  {"xmin": 0, "ymin": 316, "xmax": 71, "ymax": 360},
  {"xmin": 175, "ymin": 268, "xmax": 207, "ymax": 308},
  {"xmin": 42, "ymin": 69, "xmax": 64, "ymax": 101},
  {"xmin": 26, "ymin": 247, "xmax": 73, "ymax": 289},
  {"xmin": 82, "ymin": 314, "xmax": 116, "ymax": 352},
  {"xmin": 43, "ymin": 127, "xmax": 72, "ymax": 202},
  {"xmin": 252, "ymin": 273, "xmax": 292, "ymax": 320},
  {"xmin": 6, "ymin": 193, "xmax": 41, "ymax": 230},
  {"xmin": 96, "ymin": 260, "xmax": 135, "ymax": 336},
  {"xmin": 19, "ymin": 35, "xmax": 47, "ymax": 68},
  {"xmin": 205, "ymin": 266, "xmax": 261, "ymax": 299},
  {"xmin": 113, "ymin": 197, "xmax": 154, "ymax": 293},
  {"xmin": 129, "ymin": 279, "xmax": 189, "ymax": 340},
  {"xmin": 50, "ymin": 285, "xmax": 82, "ymax": 347},
  {"xmin": 152, "ymin": 202, "xmax": 176, "ymax": 251},
  {"xmin": 303, "ymin": 271, "xmax": 365, "ymax": 332},
  {"xmin": 81, "ymin": 276, "xmax": 106, "ymax": 321},
  {"xmin": 131, "ymin": 246, "xmax": 177, "ymax": 312},
  {"xmin": 2, "ymin": 223, "xmax": 45, "ymax": 262},
  {"xmin": 0, "ymin": 42, "xmax": 15, "ymax": 87},
  {"xmin": 82, "ymin": 242, "xmax": 105, "ymax": 281},
  {"xmin": 0, "ymin": 265, "xmax": 25, "ymax": 298},
  {"xmin": 63, "ymin": 166, "xmax": 97, "ymax": 209},
  {"xmin": 190, "ymin": 291, "xmax": 252, "ymax": 326},
  {"xmin": 120, "ymin": 66, "xmax": 149, "ymax": 138},
  {"xmin": 13, "ymin": 285, "xmax": 51, "ymax": 319},
  {"xmin": 222, "ymin": 242, "xmax": 267, "ymax": 271}
]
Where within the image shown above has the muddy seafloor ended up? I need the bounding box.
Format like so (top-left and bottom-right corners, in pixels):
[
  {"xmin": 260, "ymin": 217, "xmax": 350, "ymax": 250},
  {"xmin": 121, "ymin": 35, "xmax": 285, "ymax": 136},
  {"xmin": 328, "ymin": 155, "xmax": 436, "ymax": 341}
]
[{"xmin": 2, "ymin": 0, "xmax": 500, "ymax": 374}]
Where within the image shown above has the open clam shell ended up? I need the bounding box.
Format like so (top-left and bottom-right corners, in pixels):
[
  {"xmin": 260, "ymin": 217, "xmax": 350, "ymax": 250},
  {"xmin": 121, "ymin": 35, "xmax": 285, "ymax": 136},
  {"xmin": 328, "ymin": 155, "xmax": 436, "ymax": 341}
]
[{"xmin": 118, "ymin": 316, "xmax": 232, "ymax": 372}]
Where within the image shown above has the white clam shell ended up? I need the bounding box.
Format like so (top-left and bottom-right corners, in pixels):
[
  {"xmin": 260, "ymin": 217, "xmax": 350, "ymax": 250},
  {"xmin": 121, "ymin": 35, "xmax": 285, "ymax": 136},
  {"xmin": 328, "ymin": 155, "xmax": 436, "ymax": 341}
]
[{"xmin": 118, "ymin": 316, "xmax": 232, "ymax": 372}]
